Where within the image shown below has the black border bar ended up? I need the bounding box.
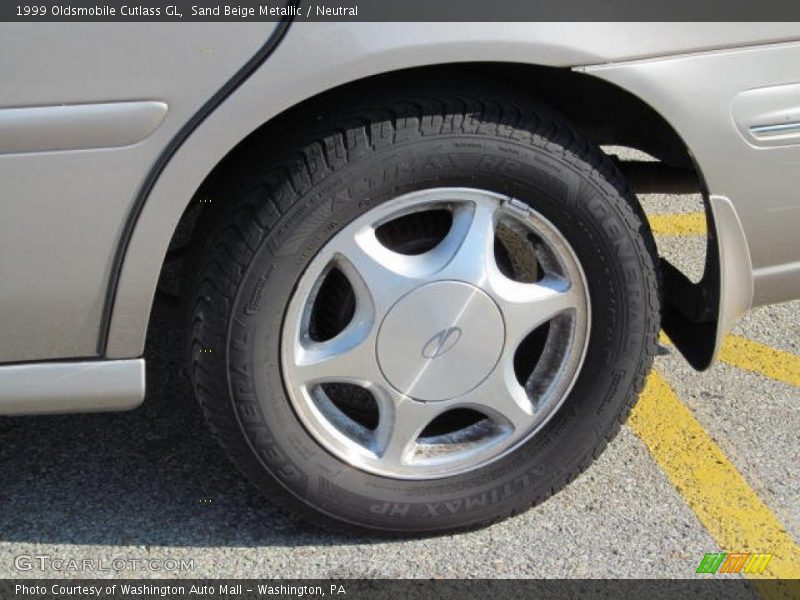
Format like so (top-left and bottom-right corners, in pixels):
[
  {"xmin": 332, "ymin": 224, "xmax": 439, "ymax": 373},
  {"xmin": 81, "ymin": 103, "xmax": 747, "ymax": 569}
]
[
  {"xmin": 6, "ymin": 0, "xmax": 800, "ymax": 21},
  {"xmin": 7, "ymin": 578, "xmax": 798, "ymax": 600}
]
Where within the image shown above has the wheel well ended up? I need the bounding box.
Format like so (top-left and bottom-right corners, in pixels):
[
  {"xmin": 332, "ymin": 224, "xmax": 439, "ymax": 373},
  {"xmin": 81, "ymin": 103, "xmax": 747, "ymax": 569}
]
[
  {"xmin": 213, "ymin": 61, "xmax": 696, "ymax": 179},
  {"xmin": 155, "ymin": 62, "xmax": 715, "ymax": 368}
]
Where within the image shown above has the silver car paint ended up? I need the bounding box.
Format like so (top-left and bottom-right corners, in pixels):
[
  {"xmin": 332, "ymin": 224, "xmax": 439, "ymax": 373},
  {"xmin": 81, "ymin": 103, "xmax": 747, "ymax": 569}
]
[
  {"xmin": 1, "ymin": 22, "xmax": 800, "ymax": 413},
  {"xmin": 0, "ymin": 23, "xmax": 275, "ymax": 363}
]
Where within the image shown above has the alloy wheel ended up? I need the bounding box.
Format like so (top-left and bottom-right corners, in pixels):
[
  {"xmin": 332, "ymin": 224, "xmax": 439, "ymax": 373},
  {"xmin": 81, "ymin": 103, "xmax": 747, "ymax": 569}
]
[{"xmin": 281, "ymin": 188, "xmax": 590, "ymax": 479}]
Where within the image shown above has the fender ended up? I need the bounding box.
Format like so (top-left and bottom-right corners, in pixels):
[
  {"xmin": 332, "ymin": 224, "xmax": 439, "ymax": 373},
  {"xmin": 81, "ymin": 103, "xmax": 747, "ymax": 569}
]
[{"xmin": 104, "ymin": 23, "xmax": 797, "ymax": 359}]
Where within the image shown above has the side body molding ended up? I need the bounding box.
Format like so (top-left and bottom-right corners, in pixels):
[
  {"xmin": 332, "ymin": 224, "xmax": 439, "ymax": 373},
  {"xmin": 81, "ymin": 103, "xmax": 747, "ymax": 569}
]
[
  {"xmin": 0, "ymin": 359, "xmax": 144, "ymax": 415},
  {"xmin": 732, "ymin": 82, "xmax": 800, "ymax": 147},
  {"xmin": 0, "ymin": 101, "xmax": 168, "ymax": 154}
]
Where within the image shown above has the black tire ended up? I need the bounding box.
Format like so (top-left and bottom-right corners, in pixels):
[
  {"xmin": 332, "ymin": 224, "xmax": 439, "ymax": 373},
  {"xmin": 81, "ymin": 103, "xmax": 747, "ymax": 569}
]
[{"xmin": 186, "ymin": 85, "xmax": 660, "ymax": 533}]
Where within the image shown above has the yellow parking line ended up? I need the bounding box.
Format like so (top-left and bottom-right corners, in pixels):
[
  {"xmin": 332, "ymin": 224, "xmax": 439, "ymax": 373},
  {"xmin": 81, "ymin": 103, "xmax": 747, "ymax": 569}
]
[
  {"xmin": 719, "ymin": 335, "xmax": 800, "ymax": 388},
  {"xmin": 629, "ymin": 372, "xmax": 800, "ymax": 585},
  {"xmin": 660, "ymin": 331, "xmax": 800, "ymax": 388},
  {"xmin": 648, "ymin": 212, "xmax": 707, "ymax": 235}
]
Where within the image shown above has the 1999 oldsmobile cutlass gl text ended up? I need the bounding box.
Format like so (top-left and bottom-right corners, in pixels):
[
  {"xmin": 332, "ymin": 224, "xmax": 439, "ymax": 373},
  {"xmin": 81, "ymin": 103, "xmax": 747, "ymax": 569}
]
[{"xmin": 17, "ymin": 4, "xmax": 357, "ymax": 17}]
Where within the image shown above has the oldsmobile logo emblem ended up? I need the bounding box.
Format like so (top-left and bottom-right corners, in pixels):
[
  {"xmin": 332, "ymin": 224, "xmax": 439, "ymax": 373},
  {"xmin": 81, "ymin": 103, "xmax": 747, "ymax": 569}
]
[{"xmin": 421, "ymin": 327, "xmax": 462, "ymax": 359}]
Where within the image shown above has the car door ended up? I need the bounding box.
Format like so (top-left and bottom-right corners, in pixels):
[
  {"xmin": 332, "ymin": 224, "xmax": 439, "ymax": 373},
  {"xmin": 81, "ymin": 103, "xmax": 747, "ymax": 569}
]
[{"xmin": 0, "ymin": 23, "xmax": 278, "ymax": 362}]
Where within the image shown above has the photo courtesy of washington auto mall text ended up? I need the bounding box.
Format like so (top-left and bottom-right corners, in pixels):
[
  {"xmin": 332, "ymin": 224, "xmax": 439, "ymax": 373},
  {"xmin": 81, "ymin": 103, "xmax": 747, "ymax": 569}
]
[{"xmin": 15, "ymin": 584, "xmax": 347, "ymax": 598}]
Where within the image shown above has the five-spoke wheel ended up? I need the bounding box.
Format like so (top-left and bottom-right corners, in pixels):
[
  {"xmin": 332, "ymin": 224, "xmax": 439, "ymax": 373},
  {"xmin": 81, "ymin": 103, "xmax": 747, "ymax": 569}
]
[{"xmin": 282, "ymin": 188, "xmax": 589, "ymax": 478}]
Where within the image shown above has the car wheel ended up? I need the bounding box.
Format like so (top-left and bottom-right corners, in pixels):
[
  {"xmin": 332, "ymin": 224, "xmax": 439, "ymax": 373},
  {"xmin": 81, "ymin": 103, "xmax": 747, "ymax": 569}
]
[{"xmin": 187, "ymin": 87, "xmax": 660, "ymax": 532}]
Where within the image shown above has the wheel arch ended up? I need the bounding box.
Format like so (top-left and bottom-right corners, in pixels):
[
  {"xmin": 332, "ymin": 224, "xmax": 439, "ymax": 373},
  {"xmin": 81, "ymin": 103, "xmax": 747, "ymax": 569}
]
[{"xmin": 105, "ymin": 59, "xmax": 720, "ymax": 368}]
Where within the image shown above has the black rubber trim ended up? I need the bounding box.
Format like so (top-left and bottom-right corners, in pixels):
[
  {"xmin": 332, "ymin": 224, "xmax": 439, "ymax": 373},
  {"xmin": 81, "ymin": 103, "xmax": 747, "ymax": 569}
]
[{"xmin": 97, "ymin": 14, "xmax": 294, "ymax": 355}]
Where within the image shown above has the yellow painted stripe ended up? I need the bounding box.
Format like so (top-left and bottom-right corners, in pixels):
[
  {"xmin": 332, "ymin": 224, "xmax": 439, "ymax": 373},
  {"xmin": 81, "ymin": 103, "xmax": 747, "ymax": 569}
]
[
  {"xmin": 629, "ymin": 372, "xmax": 800, "ymax": 584},
  {"xmin": 660, "ymin": 331, "xmax": 800, "ymax": 388},
  {"xmin": 719, "ymin": 335, "xmax": 800, "ymax": 388},
  {"xmin": 648, "ymin": 212, "xmax": 707, "ymax": 235}
]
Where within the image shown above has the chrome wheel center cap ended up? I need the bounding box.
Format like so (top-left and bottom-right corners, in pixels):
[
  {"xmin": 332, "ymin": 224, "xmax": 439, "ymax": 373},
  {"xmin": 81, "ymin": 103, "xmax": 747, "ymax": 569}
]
[{"xmin": 377, "ymin": 281, "xmax": 505, "ymax": 401}]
